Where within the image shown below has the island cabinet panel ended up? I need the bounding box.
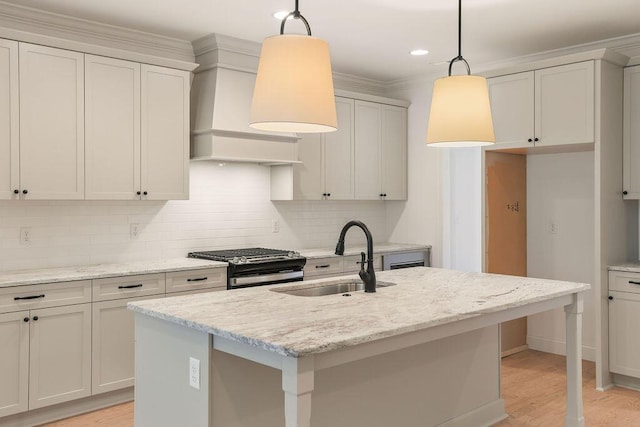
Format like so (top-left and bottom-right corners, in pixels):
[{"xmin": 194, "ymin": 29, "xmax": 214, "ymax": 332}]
[
  {"xmin": 623, "ymin": 65, "xmax": 640, "ymax": 199},
  {"xmin": 0, "ymin": 311, "xmax": 29, "ymax": 418},
  {"xmin": 0, "ymin": 39, "xmax": 18, "ymax": 200},
  {"xmin": 28, "ymin": 303, "xmax": 91, "ymax": 410},
  {"xmin": 487, "ymin": 61, "xmax": 595, "ymax": 150},
  {"xmin": 19, "ymin": 43, "xmax": 85, "ymax": 200},
  {"xmin": 85, "ymin": 55, "xmax": 141, "ymax": 200},
  {"xmin": 140, "ymin": 64, "xmax": 190, "ymax": 201}
]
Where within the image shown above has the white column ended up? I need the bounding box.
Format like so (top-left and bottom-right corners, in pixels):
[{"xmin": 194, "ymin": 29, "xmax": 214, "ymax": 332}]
[
  {"xmin": 564, "ymin": 293, "xmax": 585, "ymax": 427},
  {"xmin": 282, "ymin": 356, "xmax": 315, "ymax": 427}
]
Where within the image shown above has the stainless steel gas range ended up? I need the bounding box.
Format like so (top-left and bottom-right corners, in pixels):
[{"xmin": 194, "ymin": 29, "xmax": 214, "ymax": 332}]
[{"xmin": 188, "ymin": 248, "xmax": 306, "ymax": 290}]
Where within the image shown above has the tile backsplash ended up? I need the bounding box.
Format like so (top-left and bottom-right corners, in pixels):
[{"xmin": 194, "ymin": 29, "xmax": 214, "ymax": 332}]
[{"xmin": 0, "ymin": 162, "xmax": 388, "ymax": 272}]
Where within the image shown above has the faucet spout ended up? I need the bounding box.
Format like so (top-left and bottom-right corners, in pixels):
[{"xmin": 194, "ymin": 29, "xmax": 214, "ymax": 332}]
[{"xmin": 335, "ymin": 220, "xmax": 376, "ymax": 292}]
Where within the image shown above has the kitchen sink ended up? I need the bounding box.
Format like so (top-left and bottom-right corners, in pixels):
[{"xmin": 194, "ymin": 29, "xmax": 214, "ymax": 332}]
[{"xmin": 271, "ymin": 279, "xmax": 396, "ymax": 297}]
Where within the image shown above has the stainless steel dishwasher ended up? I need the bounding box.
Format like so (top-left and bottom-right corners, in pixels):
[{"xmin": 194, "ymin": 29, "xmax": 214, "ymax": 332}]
[{"xmin": 382, "ymin": 248, "xmax": 431, "ymax": 270}]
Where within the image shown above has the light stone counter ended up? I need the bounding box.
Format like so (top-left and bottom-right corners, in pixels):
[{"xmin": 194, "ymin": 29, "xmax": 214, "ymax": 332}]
[
  {"xmin": 609, "ymin": 262, "xmax": 640, "ymax": 273},
  {"xmin": 298, "ymin": 242, "xmax": 430, "ymax": 259},
  {"xmin": 0, "ymin": 258, "xmax": 226, "ymax": 288},
  {"xmin": 129, "ymin": 267, "xmax": 588, "ymax": 358}
]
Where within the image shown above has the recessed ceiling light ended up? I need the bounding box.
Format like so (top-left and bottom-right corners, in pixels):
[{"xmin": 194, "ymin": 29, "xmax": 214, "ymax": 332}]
[
  {"xmin": 410, "ymin": 49, "xmax": 429, "ymax": 56},
  {"xmin": 273, "ymin": 11, "xmax": 292, "ymax": 20}
]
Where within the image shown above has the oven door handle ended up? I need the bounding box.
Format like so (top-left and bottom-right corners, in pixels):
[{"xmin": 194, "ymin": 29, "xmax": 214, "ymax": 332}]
[{"xmin": 230, "ymin": 271, "xmax": 303, "ymax": 287}]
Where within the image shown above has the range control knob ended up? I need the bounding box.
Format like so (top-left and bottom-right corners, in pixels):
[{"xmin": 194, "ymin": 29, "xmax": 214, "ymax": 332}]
[
  {"xmin": 239, "ymin": 256, "xmax": 247, "ymax": 264},
  {"xmin": 288, "ymin": 251, "xmax": 300, "ymax": 258},
  {"xmin": 232, "ymin": 257, "xmax": 240, "ymax": 264}
]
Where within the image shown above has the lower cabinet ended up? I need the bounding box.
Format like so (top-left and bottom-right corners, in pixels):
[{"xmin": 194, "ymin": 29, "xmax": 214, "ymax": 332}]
[
  {"xmin": 608, "ymin": 290, "xmax": 640, "ymax": 378},
  {"xmin": 0, "ymin": 303, "xmax": 91, "ymax": 417}
]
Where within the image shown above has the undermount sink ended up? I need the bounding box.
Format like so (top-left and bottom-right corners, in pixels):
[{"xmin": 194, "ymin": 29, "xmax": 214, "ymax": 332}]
[{"xmin": 271, "ymin": 279, "xmax": 396, "ymax": 297}]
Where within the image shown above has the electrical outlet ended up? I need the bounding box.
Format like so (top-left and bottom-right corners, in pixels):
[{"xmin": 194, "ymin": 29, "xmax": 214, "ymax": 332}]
[
  {"xmin": 189, "ymin": 357, "xmax": 200, "ymax": 390},
  {"xmin": 272, "ymin": 219, "xmax": 280, "ymax": 233},
  {"xmin": 550, "ymin": 221, "xmax": 558, "ymax": 234},
  {"xmin": 20, "ymin": 227, "xmax": 31, "ymax": 245},
  {"xmin": 130, "ymin": 223, "xmax": 139, "ymax": 239}
]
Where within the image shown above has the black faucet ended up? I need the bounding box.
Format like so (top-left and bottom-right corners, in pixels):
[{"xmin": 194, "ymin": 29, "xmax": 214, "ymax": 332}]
[{"xmin": 335, "ymin": 220, "xmax": 376, "ymax": 293}]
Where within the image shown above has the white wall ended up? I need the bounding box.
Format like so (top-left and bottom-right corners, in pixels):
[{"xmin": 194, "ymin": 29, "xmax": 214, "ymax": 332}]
[
  {"xmin": 385, "ymin": 81, "xmax": 444, "ymax": 267},
  {"xmin": 0, "ymin": 162, "xmax": 388, "ymax": 272},
  {"xmin": 526, "ymin": 151, "xmax": 596, "ymax": 360}
]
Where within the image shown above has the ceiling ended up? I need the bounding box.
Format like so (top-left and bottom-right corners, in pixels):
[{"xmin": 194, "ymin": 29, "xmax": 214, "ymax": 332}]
[{"xmin": 6, "ymin": 0, "xmax": 640, "ymax": 82}]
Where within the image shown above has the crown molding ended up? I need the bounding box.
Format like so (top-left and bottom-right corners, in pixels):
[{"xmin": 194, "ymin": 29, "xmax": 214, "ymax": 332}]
[{"xmin": 0, "ymin": 0, "xmax": 196, "ymax": 69}]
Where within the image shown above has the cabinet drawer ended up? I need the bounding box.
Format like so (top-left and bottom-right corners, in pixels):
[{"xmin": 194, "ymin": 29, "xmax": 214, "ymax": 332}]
[
  {"xmin": 609, "ymin": 271, "xmax": 640, "ymax": 294},
  {"xmin": 304, "ymin": 257, "xmax": 343, "ymax": 278},
  {"xmin": 343, "ymin": 254, "xmax": 382, "ymax": 274},
  {"xmin": 0, "ymin": 281, "xmax": 91, "ymax": 314},
  {"xmin": 166, "ymin": 268, "xmax": 226, "ymax": 294},
  {"xmin": 93, "ymin": 274, "xmax": 165, "ymax": 302}
]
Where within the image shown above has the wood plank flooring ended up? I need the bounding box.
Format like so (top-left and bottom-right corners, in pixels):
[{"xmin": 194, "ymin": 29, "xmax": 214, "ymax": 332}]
[{"xmin": 40, "ymin": 350, "xmax": 640, "ymax": 426}]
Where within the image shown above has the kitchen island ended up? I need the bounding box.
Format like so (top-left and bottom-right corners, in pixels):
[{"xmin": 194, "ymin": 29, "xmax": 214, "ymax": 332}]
[{"xmin": 129, "ymin": 267, "xmax": 589, "ymax": 427}]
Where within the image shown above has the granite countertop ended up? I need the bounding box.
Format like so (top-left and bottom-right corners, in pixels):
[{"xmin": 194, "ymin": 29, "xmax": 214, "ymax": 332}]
[
  {"xmin": 129, "ymin": 267, "xmax": 589, "ymax": 358},
  {"xmin": 609, "ymin": 263, "xmax": 640, "ymax": 273},
  {"xmin": 299, "ymin": 243, "xmax": 431, "ymax": 259},
  {"xmin": 0, "ymin": 258, "xmax": 226, "ymax": 288}
]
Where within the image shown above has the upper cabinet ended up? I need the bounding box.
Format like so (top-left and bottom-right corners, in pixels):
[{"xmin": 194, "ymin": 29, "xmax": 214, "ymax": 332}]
[
  {"xmin": 488, "ymin": 61, "xmax": 595, "ymax": 149},
  {"xmin": 19, "ymin": 43, "xmax": 85, "ymax": 200},
  {"xmin": 271, "ymin": 95, "xmax": 408, "ymax": 201},
  {"xmin": 0, "ymin": 39, "xmax": 18, "ymax": 201},
  {"xmin": 623, "ymin": 65, "xmax": 640, "ymax": 199}
]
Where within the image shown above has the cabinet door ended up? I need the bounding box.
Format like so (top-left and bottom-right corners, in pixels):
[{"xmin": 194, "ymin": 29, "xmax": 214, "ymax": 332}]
[
  {"xmin": 141, "ymin": 65, "xmax": 190, "ymax": 200},
  {"xmin": 380, "ymin": 104, "xmax": 408, "ymax": 200},
  {"xmin": 609, "ymin": 291, "xmax": 640, "ymax": 378},
  {"xmin": 0, "ymin": 311, "xmax": 29, "ymax": 418},
  {"xmin": 354, "ymin": 100, "xmax": 382, "ymax": 200},
  {"xmin": 535, "ymin": 61, "xmax": 595, "ymax": 147},
  {"xmin": 92, "ymin": 296, "xmax": 161, "ymax": 395},
  {"xmin": 85, "ymin": 55, "xmax": 141, "ymax": 200},
  {"xmin": 29, "ymin": 303, "xmax": 91, "ymax": 409},
  {"xmin": 292, "ymin": 133, "xmax": 324, "ymax": 200},
  {"xmin": 487, "ymin": 71, "xmax": 535, "ymax": 146},
  {"xmin": 623, "ymin": 65, "xmax": 640, "ymax": 199},
  {"xmin": 19, "ymin": 43, "xmax": 84, "ymax": 200},
  {"xmin": 324, "ymin": 97, "xmax": 355, "ymax": 200},
  {"xmin": 0, "ymin": 39, "xmax": 18, "ymax": 200}
]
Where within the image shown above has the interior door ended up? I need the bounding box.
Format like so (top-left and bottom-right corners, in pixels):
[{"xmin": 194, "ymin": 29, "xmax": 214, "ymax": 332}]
[{"xmin": 486, "ymin": 152, "xmax": 527, "ymax": 355}]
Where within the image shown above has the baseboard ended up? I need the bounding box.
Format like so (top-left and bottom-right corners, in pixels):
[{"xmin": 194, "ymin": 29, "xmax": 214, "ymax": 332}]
[
  {"xmin": 501, "ymin": 344, "xmax": 529, "ymax": 358},
  {"xmin": 612, "ymin": 373, "xmax": 640, "ymax": 392},
  {"xmin": 527, "ymin": 335, "xmax": 596, "ymax": 362},
  {"xmin": 439, "ymin": 399, "xmax": 506, "ymax": 427},
  {"xmin": 0, "ymin": 388, "xmax": 133, "ymax": 427}
]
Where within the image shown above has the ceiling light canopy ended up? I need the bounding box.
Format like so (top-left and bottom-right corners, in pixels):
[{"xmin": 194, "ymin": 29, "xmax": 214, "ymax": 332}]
[
  {"xmin": 426, "ymin": 0, "xmax": 495, "ymax": 147},
  {"xmin": 410, "ymin": 49, "xmax": 429, "ymax": 56},
  {"xmin": 251, "ymin": 1, "xmax": 337, "ymax": 133}
]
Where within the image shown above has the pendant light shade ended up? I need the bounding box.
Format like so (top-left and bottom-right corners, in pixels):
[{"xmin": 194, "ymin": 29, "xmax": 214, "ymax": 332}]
[
  {"xmin": 426, "ymin": 0, "xmax": 495, "ymax": 147},
  {"xmin": 250, "ymin": 1, "xmax": 337, "ymax": 133}
]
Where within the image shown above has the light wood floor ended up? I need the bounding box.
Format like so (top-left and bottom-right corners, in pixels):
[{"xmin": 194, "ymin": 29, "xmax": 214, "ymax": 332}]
[{"xmin": 41, "ymin": 350, "xmax": 640, "ymax": 426}]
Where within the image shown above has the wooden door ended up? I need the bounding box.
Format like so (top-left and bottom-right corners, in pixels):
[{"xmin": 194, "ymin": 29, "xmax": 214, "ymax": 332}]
[
  {"xmin": 354, "ymin": 100, "xmax": 381, "ymax": 200},
  {"xmin": 0, "ymin": 311, "xmax": 29, "ymax": 417},
  {"xmin": 324, "ymin": 97, "xmax": 355, "ymax": 200},
  {"xmin": 380, "ymin": 104, "xmax": 408, "ymax": 200},
  {"xmin": 486, "ymin": 152, "xmax": 527, "ymax": 355},
  {"xmin": 85, "ymin": 55, "xmax": 140, "ymax": 200},
  {"xmin": 0, "ymin": 39, "xmax": 18, "ymax": 200},
  {"xmin": 19, "ymin": 43, "xmax": 85, "ymax": 200}
]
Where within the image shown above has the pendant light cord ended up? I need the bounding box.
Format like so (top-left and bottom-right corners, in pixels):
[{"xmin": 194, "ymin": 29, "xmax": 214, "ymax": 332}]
[
  {"xmin": 448, "ymin": 0, "xmax": 471, "ymax": 76},
  {"xmin": 280, "ymin": 0, "xmax": 312, "ymax": 36}
]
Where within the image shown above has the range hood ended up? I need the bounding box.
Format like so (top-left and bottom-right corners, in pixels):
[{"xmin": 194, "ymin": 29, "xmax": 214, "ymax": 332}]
[{"xmin": 190, "ymin": 35, "xmax": 301, "ymax": 165}]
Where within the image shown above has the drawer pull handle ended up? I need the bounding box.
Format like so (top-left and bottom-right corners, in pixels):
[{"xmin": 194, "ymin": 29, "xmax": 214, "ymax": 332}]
[
  {"xmin": 629, "ymin": 281, "xmax": 640, "ymax": 286},
  {"xmin": 118, "ymin": 284, "xmax": 143, "ymax": 289},
  {"xmin": 187, "ymin": 277, "xmax": 208, "ymax": 282},
  {"xmin": 14, "ymin": 294, "xmax": 45, "ymax": 301},
  {"xmin": 316, "ymin": 264, "xmax": 331, "ymax": 269}
]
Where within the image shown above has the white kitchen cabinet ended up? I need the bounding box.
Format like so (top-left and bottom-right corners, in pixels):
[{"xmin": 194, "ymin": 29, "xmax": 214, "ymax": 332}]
[
  {"xmin": 141, "ymin": 65, "xmax": 190, "ymax": 200},
  {"xmin": 304, "ymin": 257, "xmax": 344, "ymax": 279},
  {"xmin": 0, "ymin": 39, "xmax": 18, "ymax": 201},
  {"xmin": 0, "ymin": 311, "xmax": 29, "ymax": 418},
  {"xmin": 324, "ymin": 97, "xmax": 356, "ymax": 200},
  {"xmin": 623, "ymin": 65, "xmax": 640, "ymax": 199},
  {"xmin": 19, "ymin": 43, "xmax": 85, "ymax": 200},
  {"xmin": 608, "ymin": 270, "xmax": 640, "ymax": 378},
  {"xmin": 380, "ymin": 104, "xmax": 408, "ymax": 200},
  {"xmin": 165, "ymin": 268, "xmax": 226, "ymax": 294},
  {"xmin": 354, "ymin": 100, "xmax": 381, "ymax": 200},
  {"xmin": 487, "ymin": 61, "xmax": 595, "ymax": 148},
  {"xmin": 85, "ymin": 55, "xmax": 141, "ymax": 200}
]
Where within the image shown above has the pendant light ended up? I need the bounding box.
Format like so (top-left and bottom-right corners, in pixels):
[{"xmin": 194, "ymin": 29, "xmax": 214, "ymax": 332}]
[
  {"xmin": 426, "ymin": 0, "xmax": 495, "ymax": 147},
  {"xmin": 250, "ymin": 0, "xmax": 337, "ymax": 133}
]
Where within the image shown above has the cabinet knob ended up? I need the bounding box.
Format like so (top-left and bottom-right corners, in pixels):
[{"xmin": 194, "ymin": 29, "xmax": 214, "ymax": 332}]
[
  {"xmin": 383, "ymin": 193, "xmax": 387, "ymax": 197},
  {"xmin": 623, "ymin": 190, "xmax": 628, "ymax": 195},
  {"xmin": 143, "ymin": 191, "xmax": 148, "ymax": 196},
  {"xmin": 23, "ymin": 317, "xmax": 29, "ymax": 322},
  {"xmin": 136, "ymin": 191, "xmax": 141, "ymax": 196},
  {"xmin": 380, "ymin": 193, "xmax": 384, "ymax": 197},
  {"xmin": 608, "ymin": 296, "xmax": 613, "ymax": 301},
  {"xmin": 327, "ymin": 193, "xmax": 331, "ymax": 197},
  {"xmin": 534, "ymin": 137, "xmax": 539, "ymax": 142},
  {"xmin": 32, "ymin": 316, "xmax": 38, "ymax": 321},
  {"xmin": 22, "ymin": 189, "xmax": 28, "ymax": 195},
  {"xmin": 13, "ymin": 189, "xmax": 18, "ymax": 194},
  {"xmin": 528, "ymin": 138, "xmax": 533, "ymax": 143}
]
